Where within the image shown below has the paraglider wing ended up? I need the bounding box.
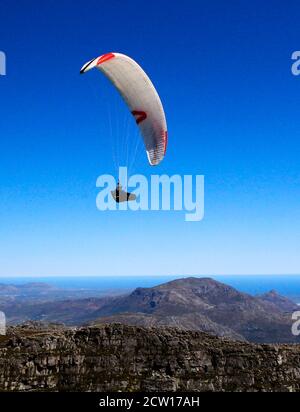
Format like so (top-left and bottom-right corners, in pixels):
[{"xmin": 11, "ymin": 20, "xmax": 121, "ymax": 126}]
[{"xmin": 80, "ymin": 53, "xmax": 168, "ymax": 166}]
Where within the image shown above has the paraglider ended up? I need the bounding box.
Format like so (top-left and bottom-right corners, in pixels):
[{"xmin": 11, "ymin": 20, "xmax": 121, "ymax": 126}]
[
  {"xmin": 80, "ymin": 52, "xmax": 168, "ymax": 202},
  {"xmin": 111, "ymin": 182, "xmax": 136, "ymax": 203}
]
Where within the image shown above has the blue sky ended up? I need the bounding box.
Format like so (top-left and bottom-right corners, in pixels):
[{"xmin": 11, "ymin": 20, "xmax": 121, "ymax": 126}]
[{"xmin": 0, "ymin": 0, "xmax": 300, "ymax": 276}]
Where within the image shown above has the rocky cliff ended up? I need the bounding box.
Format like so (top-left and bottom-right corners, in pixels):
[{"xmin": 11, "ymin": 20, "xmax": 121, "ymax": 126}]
[{"xmin": 0, "ymin": 323, "xmax": 300, "ymax": 392}]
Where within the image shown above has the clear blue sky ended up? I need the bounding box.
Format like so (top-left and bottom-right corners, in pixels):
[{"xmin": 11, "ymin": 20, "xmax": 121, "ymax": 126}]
[{"xmin": 1, "ymin": 0, "xmax": 300, "ymax": 276}]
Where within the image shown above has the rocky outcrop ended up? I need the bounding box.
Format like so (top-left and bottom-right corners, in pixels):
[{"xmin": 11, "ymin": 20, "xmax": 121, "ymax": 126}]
[{"xmin": 0, "ymin": 323, "xmax": 300, "ymax": 392}]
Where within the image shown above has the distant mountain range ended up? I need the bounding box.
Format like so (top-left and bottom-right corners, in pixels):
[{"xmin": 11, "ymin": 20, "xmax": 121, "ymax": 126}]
[
  {"xmin": 0, "ymin": 281, "xmax": 124, "ymax": 304},
  {"xmin": 0, "ymin": 277, "xmax": 299, "ymax": 343}
]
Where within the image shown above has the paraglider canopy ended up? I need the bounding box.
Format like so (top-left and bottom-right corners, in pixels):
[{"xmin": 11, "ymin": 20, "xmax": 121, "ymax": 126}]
[{"xmin": 80, "ymin": 52, "xmax": 168, "ymax": 166}]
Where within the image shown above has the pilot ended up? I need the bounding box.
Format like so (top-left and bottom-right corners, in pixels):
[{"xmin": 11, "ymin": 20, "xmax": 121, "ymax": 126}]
[{"xmin": 111, "ymin": 182, "xmax": 136, "ymax": 203}]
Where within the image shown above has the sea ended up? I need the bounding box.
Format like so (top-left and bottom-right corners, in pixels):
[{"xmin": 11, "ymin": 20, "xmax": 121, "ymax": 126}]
[{"xmin": 0, "ymin": 275, "xmax": 300, "ymax": 302}]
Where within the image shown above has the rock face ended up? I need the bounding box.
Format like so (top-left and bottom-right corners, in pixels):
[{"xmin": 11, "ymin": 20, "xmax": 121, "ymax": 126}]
[{"xmin": 0, "ymin": 323, "xmax": 300, "ymax": 392}]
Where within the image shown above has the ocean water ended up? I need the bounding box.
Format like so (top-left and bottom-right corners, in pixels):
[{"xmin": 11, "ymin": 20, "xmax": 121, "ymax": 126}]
[{"xmin": 0, "ymin": 275, "xmax": 300, "ymax": 301}]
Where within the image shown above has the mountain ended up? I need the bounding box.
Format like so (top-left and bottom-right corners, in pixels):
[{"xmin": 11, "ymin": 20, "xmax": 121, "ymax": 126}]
[
  {"xmin": 1, "ymin": 278, "xmax": 298, "ymax": 344},
  {"xmin": 258, "ymin": 290, "xmax": 299, "ymax": 313},
  {"xmin": 90, "ymin": 277, "xmax": 299, "ymax": 343},
  {"xmin": 92, "ymin": 312, "xmax": 245, "ymax": 341},
  {"xmin": 1, "ymin": 323, "xmax": 300, "ymax": 392},
  {"xmin": 0, "ymin": 282, "xmax": 56, "ymax": 293},
  {"xmin": 0, "ymin": 281, "xmax": 125, "ymax": 307},
  {"xmin": 0, "ymin": 296, "xmax": 117, "ymax": 325}
]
